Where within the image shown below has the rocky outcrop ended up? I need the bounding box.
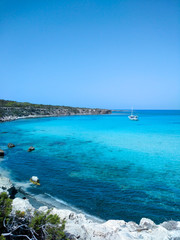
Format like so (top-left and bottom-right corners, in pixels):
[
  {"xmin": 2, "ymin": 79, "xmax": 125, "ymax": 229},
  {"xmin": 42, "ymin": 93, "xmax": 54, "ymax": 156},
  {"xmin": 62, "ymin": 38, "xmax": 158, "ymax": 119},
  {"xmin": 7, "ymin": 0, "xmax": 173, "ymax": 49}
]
[
  {"xmin": 0, "ymin": 100, "xmax": 112, "ymax": 122},
  {"xmin": 8, "ymin": 143, "xmax": 15, "ymax": 148},
  {"xmin": 1, "ymin": 175, "xmax": 179, "ymax": 239},
  {"xmin": 11, "ymin": 199, "xmax": 180, "ymax": 240},
  {"xmin": 0, "ymin": 176, "xmax": 17, "ymax": 198},
  {"xmin": 28, "ymin": 146, "xmax": 35, "ymax": 152},
  {"xmin": 12, "ymin": 197, "xmax": 35, "ymax": 215}
]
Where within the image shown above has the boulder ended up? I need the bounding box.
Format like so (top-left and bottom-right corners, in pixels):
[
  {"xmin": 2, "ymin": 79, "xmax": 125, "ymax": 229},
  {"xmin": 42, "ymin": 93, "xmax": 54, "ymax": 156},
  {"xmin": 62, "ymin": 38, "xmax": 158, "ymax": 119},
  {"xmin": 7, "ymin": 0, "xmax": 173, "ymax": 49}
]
[
  {"xmin": 38, "ymin": 206, "xmax": 49, "ymax": 213},
  {"xmin": 8, "ymin": 143, "xmax": 15, "ymax": 148},
  {"xmin": 0, "ymin": 176, "xmax": 17, "ymax": 198},
  {"xmin": 161, "ymin": 221, "xmax": 179, "ymax": 231},
  {"xmin": 139, "ymin": 218, "xmax": 156, "ymax": 230},
  {"xmin": 0, "ymin": 149, "xmax": 4, "ymax": 156},
  {"xmin": 12, "ymin": 198, "xmax": 35, "ymax": 215},
  {"xmin": 28, "ymin": 146, "xmax": 35, "ymax": 152},
  {"xmin": 31, "ymin": 176, "xmax": 38, "ymax": 182},
  {"xmin": 50, "ymin": 208, "xmax": 77, "ymax": 221}
]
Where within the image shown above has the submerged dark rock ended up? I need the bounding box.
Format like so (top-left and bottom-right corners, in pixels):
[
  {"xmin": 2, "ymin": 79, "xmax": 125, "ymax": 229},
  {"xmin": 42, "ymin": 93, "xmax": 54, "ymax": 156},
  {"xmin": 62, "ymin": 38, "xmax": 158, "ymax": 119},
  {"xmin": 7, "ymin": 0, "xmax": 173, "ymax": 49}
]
[
  {"xmin": 8, "ymin": 143, "xmax": 15, "ymax": 148},
  {"xmin": 49, "ymin": 141, "xmax": 66, "ymax": 146},
  {"xmin": 28, "ymin": 146, "xmax": 35, "ymax": 152}
]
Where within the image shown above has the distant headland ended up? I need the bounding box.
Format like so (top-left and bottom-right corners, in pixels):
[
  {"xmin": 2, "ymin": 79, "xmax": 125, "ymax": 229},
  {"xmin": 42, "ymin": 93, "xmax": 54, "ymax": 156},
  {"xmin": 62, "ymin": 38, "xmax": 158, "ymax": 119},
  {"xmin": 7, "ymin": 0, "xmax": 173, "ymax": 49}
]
[{"xmin": 0, "ymin": 99, "xmax": 111, "ymax": 122}]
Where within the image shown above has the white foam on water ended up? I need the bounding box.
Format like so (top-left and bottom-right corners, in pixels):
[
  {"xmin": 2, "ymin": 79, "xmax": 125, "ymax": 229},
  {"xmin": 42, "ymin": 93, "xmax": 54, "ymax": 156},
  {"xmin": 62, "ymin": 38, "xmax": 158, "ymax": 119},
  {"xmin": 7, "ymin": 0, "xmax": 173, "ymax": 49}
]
[
  {"xmin": 27, "ymin": 192, "xmax": 104, "ymax": 223},
  {"xmin": 44, "ymin": 193, "xmax": 71, "ymax": 207},
  {"xmin": 0, "ymin": 166, "xmax": 12, "ymax": 179},
  {"xmin": 14, "ymin": 180, "xmax": 32, "ymax": 191}
]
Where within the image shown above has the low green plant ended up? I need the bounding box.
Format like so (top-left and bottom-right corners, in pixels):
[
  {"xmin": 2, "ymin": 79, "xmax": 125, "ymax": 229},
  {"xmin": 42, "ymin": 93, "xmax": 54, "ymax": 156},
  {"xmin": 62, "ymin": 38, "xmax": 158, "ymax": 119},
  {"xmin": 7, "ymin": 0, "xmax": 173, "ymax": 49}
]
[
  {"xmin": 46, "ymin": 224, "xmax": 67, "ymax": 240},
  {"xmin": 0, "ymin": 192, "xmax": 68, "ymax": 239},
  {"xmin": 0, "ymin": 235, "xmax": 6, "ymax": 240},
  {"xmin": 15, "ymin": 210, "xmax": 25, "ymax": 218},
  {"xmin": 0, "ymin": 192, "xmax": 12, "ymax": 231},
  {"xmin": 29, "ymin": 211, "xmax": 67, "ymax": 239}
]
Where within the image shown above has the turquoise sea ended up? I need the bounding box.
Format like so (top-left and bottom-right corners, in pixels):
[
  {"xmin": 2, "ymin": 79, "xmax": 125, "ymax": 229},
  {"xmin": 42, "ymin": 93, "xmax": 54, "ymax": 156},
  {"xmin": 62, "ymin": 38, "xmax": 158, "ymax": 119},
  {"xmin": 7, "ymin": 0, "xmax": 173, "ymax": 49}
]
[{"xmin": 0, "ymin": 110, "xmax": 180, "ymax": 223}]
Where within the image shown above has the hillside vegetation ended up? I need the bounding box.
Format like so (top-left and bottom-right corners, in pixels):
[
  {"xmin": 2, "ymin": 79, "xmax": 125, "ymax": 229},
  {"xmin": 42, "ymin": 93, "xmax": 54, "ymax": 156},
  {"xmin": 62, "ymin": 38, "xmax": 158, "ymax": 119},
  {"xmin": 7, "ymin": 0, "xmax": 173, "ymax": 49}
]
[{"xmin": 0, "ymin": 100, "xmax": 111, "ymax": 121}]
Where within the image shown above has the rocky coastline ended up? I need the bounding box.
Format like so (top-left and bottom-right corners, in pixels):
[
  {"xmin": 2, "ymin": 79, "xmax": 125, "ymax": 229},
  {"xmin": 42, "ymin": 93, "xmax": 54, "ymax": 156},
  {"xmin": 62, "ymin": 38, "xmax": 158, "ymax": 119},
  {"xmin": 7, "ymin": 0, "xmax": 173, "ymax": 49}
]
[
  {"xmin": 0, "ymin": 100, "xmax": 111, "ymax": 122},
  {"xmin": 0, "ymin": 101, "xmax": 180, "ymax": 239},
  {"xmin": 0, "ymin": 175, "xmax": 180, "ymax": 240}
]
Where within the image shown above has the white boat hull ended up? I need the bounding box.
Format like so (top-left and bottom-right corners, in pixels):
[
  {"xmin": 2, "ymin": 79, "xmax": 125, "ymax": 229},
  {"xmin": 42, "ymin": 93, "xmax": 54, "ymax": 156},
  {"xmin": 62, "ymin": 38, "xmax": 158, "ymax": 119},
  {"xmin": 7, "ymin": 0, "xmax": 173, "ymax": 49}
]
[{"xmin": 128, "ymin": 115, "xmax": 138, "ymax": 121}]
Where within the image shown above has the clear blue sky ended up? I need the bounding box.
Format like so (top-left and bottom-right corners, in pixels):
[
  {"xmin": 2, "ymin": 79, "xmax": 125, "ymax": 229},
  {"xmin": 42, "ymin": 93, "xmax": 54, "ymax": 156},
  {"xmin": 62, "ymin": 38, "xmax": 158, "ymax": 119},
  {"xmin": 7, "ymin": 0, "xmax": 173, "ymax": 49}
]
[{"xmin": 0, "ymin": 0, "xmax": 179, "ymax": 109}]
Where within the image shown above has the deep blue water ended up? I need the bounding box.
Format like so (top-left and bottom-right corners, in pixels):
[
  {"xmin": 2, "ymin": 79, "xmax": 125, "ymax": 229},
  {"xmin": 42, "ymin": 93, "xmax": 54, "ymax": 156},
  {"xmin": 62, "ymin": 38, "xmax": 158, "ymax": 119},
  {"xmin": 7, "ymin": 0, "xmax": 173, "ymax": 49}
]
[{"xmin": 0, "ymin": 110, "xmax": 180, "ymax": 224}]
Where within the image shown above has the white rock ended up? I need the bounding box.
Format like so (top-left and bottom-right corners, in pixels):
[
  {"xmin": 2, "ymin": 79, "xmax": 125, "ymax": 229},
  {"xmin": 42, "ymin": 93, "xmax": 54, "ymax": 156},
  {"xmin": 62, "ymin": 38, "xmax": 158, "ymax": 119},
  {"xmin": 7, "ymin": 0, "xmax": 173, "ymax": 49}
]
[
  {"xmin": 126, "ymin": 221, "xmax": 139, "ymax": 232},
  {"xmin": 33, "ymin": 206, "xmax": 180, "ymax": 240},
  {"xmin": 103, "ymin": 220, "xmax": 126, "ymax": 231},
  {"xmin": 10, "ymin": 200, "xmax": 180, "ymax": 240},
  {"xmin": 140, "ymin": 218, "xmax": 156, "ymax": 229},
  {"xmin": 38, "ymin": 206, "xmax": 48, "ymax": 213},
  {"xmin": 0, "ymin": 176, "xmax": 17, "ymax": 197},
  {"xmin": 139, "ymin": 225, "xmax": 170, "ymax": 240},
  {"xmin": 31, "ymin": 176, "xmax": 38, "ymax": 182},
  {"xmin": 12, "ymin": 198, "xmax": 34, "ymax": 215}
]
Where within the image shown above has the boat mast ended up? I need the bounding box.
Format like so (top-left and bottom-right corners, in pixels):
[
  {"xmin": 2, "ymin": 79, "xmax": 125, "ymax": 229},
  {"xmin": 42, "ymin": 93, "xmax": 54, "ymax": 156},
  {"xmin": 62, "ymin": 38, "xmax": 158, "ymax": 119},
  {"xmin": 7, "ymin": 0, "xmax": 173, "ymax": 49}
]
[{"xmin": 131, "ymin": 107, "xmax": 133, "ymax": 116}]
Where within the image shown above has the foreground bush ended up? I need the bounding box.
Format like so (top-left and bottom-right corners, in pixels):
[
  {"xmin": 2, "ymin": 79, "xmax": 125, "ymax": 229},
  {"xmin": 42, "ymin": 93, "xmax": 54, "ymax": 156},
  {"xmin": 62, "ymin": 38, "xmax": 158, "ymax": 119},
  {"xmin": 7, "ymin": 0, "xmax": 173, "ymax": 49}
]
[
  {"xmin": 0, "ymin": 192, "xmax": 12, "ymax": 232},
  {"xmin": 0, "ymin": 192, "xmax": 68, "ymax": 240}
]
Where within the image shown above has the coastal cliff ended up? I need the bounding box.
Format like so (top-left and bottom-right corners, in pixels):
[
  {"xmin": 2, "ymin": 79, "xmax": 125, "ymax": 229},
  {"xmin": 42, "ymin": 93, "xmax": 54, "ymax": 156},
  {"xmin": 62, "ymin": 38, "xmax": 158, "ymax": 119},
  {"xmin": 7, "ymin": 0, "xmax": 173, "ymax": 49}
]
[
  {"xmin": 0, "ymin": 100, "xmax": 111, "ymax": 122},
  {"xmin": 0, "ymin": 177, "xmax": 180, "ymax": 240}
]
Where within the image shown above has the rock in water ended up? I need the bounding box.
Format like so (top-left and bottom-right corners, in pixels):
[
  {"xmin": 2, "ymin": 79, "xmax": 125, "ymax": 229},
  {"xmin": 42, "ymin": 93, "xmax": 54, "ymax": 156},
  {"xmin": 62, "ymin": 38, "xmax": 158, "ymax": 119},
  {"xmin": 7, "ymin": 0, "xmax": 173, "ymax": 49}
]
[
  {"xmin": 8, "ymin": 143, "xmax": 15, "ymax": 148},
  {"xmin": 0, "ymin": 149, "xmax": 4, "ymax": 156},
  {"xmin": 31, "ymin": 176, "xmax": 38, "ymax": 182},
  {"xmin": 0, "ymin": 176, "xmax": 17, "ymax": 198},
  {"xmin": 28, "ymin": 146, "xmax": 35, "ymax": 152},
  {"xmin": 30, "ymin": 176, "xmax": 40, "ymax": 185}
]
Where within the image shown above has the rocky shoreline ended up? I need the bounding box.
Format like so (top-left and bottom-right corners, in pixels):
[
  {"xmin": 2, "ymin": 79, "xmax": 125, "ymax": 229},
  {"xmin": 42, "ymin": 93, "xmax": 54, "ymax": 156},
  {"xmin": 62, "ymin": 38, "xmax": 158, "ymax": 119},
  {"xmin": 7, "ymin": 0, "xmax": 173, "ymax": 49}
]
[
  {"xmin": 0, "ymin": 100, "xmax": 111, "ymax": 122},
  {"xmin": 0, "ymin": 111, "xmax": 109, "ymax": 123},
  {"xmin": 0, "ymin": 110, "xmax": 111, "ymax": 123},
  {"xmin": 0, "ymin": 175, "xmax": 180, "ymax": 240}
]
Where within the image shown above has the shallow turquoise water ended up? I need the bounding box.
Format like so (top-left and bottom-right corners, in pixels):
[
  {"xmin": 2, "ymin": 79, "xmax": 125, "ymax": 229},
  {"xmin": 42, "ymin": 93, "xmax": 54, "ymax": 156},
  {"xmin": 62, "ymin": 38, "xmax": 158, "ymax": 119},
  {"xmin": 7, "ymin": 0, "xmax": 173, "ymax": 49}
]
[{"xmin": 0, "ymin": 110, "xmax": 180, "ymax": 223}]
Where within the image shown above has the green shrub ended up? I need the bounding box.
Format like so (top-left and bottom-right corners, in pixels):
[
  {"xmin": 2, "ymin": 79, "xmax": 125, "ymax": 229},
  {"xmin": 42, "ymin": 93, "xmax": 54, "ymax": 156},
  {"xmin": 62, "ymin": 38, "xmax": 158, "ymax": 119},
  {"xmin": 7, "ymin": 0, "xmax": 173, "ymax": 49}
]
[
  {"xmin": 0, "ymin": 192, "xmax": 68, "ymax": 239},
  {"xmin": 15, "ymin": 210, "xmax": 25, "ymax": 218},
  {"xmin": 29, "ymin": 211, "xmax": 68, "ymax": 239},
  {"xmin": 46, "ymin": 224, "xmax": 67, "ymax": 240},
  {"xmin": 0, "ymin": 235, "xmax": 6, "ymax": 240},
  {"xmin": 0, "ymin": 192, "xmax": 12, "ymax": 231}
]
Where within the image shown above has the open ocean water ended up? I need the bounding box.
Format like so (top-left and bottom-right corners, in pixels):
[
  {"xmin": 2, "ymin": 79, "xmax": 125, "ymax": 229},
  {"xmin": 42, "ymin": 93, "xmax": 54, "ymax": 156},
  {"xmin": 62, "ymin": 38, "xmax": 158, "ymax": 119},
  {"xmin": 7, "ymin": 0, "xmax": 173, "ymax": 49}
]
[{"xmin": 0, "ymin": 110, "xmax": 180, "ymax": 224}]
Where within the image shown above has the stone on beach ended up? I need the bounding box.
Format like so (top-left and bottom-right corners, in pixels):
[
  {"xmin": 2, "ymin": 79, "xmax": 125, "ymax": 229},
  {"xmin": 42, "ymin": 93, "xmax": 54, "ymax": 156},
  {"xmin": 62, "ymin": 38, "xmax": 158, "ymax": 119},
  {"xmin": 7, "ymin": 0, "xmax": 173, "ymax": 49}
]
[
  {"xmin": 0, "ymin": 149, "xmax": 4, "ymax": 156},
  {"xmin": 8, "ymin": 143, "xmax": 15, "ymax": 148},
  {"xmin": 28, "ymin": 146, "xmax": 35, "ymax": 152}
]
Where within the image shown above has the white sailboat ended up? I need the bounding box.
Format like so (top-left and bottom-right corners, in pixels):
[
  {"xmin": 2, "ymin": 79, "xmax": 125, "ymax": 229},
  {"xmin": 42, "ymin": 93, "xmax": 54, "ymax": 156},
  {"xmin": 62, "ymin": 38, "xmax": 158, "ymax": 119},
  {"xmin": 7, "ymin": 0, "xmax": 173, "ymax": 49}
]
[{"xmin": 128, "ymin": 108, "xmax": 138, "ymax": 121}]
